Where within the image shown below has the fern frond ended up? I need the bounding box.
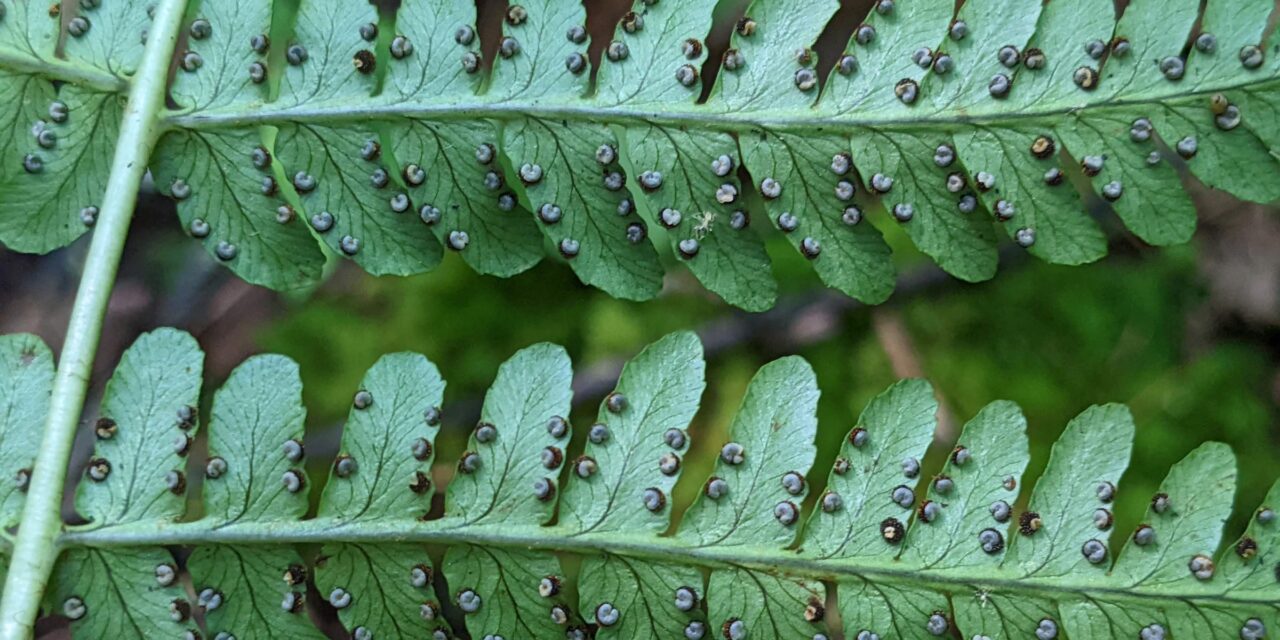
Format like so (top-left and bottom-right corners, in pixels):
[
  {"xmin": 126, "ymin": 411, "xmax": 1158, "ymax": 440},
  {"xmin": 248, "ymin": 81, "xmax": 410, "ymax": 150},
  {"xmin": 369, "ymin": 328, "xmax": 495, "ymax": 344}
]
[
  {"xmin": 30, "ymin": 329, "xmax": 1278, "ymax": 639},
  {"xmin": 0, "ymin": 0, "xmax": 1276, "ymax": 308},
  {"xmin": 0, "ymin": 0, "xmax": 145, "ymax": 252}
]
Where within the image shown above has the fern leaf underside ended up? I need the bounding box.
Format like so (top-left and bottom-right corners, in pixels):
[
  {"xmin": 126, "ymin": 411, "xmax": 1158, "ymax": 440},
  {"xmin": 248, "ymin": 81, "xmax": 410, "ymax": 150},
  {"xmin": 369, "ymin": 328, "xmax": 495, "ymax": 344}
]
[
  {"xmin": 1, "ymin": 0, "xmax": 1279, "ymax": 309},
  {"xmin": 2, "ymin": 329, "xmax": 1271, "ymax": 639}
]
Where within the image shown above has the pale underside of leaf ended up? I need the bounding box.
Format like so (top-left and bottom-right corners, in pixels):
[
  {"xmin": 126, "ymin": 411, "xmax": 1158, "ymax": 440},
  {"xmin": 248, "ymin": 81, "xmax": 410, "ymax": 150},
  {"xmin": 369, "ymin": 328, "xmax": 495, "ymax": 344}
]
[
  {"xmin": 202, "ymin": 354, "xmax": 310, "ymax": 525},
  {"xmin": 0, "ymin": 334, "xmax": 53, "ymax": 529},
  {"xmin": 317, "ymin": 352, "xmax": 444, "ymax": 522},
  {"xmin": 188, "ymin": 545, "xmax": 325, "ymax": 639},
  {"xmin": 74, "ymin": 329, "xmax": 204, "ymax": 529},
  {"xmin": 558, "ymin": 331, "xmax": 705, "ymax": 536},
  {"xmin": 444, "ymin": 343, "xmax": 572, "ymax": 527},
  {"xmin": 47, "ymin": 331, "xmax": 1280, "ymax": 640}
]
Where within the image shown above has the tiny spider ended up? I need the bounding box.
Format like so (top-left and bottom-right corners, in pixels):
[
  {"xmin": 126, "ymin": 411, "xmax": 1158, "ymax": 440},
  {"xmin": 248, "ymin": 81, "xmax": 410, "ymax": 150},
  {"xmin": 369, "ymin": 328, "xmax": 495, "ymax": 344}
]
[
  {"xmin": 974, "ymin": 589, "xmax": 991, "ymax": 608},
  {"xmin": 692, "ymin": 211, "xmax": 716, "ymax": 239}
]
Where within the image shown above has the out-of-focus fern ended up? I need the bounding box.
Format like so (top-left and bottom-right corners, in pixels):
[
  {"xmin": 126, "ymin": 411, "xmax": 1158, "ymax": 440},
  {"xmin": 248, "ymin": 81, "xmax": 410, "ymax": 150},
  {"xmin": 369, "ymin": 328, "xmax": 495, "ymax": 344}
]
[
  {"xmin": 0, "ymin": 329, "xmax": 1265, "ymax": 639},
  {"xmin": 1, "ymin": 0, "xmax": 1278, "ymax": 309}
]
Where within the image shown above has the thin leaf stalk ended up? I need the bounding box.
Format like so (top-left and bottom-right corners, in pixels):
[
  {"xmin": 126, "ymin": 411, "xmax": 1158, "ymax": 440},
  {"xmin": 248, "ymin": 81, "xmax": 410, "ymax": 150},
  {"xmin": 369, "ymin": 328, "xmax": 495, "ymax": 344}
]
[
  {"xmin": 162, "ymin": 76, "xmax": 1280, "ymax": 132},
  {"xmin": 0, "ymin": 0, "xmax": 189, "ymax": 636},
  {"xmin": 56, "ymin": 520, "xmax": 1277, "ymax": 609},
  {"xmin": 0, "ymin": 49, "xmax": 124, "ymax": 94}
]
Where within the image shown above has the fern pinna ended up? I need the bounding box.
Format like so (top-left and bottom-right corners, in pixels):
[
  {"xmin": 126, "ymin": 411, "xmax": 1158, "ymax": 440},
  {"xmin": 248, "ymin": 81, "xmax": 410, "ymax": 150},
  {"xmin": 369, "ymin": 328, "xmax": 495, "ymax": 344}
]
[
  {"xmin": 2, "ymin": 0, "xmax": 1279, "ymax": 309},
  {"xmin": 0, "ymin": 330, "xmax": 1272, "ymax": 639}
]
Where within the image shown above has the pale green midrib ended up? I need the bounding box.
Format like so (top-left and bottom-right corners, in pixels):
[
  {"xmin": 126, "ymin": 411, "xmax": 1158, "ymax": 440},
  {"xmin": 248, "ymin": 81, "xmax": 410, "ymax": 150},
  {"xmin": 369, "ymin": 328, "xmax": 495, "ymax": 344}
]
[
  {"xmin": 159, "ymin": 75, "xmax": 1279, "ymax": 134},
  {"xmin": 0, "ymin": 48, "xmax": 126, "ymax": 94},
  {"xmin": 59, "ymin": 520, "xmax": 1273, "ymax": 611}
]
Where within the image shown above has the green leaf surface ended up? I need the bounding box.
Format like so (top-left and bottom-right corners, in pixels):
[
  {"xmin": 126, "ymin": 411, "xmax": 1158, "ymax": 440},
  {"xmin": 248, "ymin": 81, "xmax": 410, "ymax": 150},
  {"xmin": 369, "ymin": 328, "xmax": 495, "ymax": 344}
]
[
  {"xmin": 0, "ymin": 0, "xmax": 143, "ymax": 252},
  {"xmin": 51, "ymin": 547, "xmax": 189, "ymax": 639},
  {"xmin": 739, "ymin": 130, "xmax": 895, "ymax": 303},
  {"xmin": 592, "ymin": 0, "xmax": 714, "ymax": 110},
  {"xmin": 274, "ymin": 0, "xmax": 378, "ymax": 111},
  {"xmin": 708, "ymin": 567, "xmax": 826, "ymax": 640},
  {"xmin": 62, "ymin": 0, "xmax": 153, "ymax": 78},
  {"xmin": 443, "ymin": 343, "xmax": 572, "ymax": 527},
  {"xmin": 0, "ymin": 80, "xmax": 121, "ymax": 253},
  {"xmin": 275, "ymin": 121, "xmax": 446, "ymax": 276},
  {"xmin": 712, "ymin": 0, "xmax": 839, "ymax": 115},
  {"xmin": 677, "ymin": 356, "xmax": 819, "ymax": 548},
  {"xmin": 1005, "ymin": 0, "xmax": 1114, "ymax": 110},
  {"xmin": 34, "ymin": 332, "xmax": 1280, "ymax": 639},
  {"xmin": 1056, "ymin": 110, "xmax": 1195, "ymax": 246},
  {"xmin": 621, "ymin": 123, "xmax": 777, "ymax": 311},
  {"xmin": 1237, "ymin": 84, "xmax": 1280, "ymax": 163},
  {"xmin": 801, "ymin": 379, "xmax": 938, "ymax": 562},
  {"xmin": 0, "ymin": 334, "xmax": 53, "ymax": 529},
  {"xmin": 202, "ymin": 354, "xmax": 310, "ymax": 525},
  {"xmin": 819, "ymin": 0, "xmax": 953, "ymax": 115},
  {"xmin": 443, "ymin": 546, "xmax": 581, "ymax": 639},
  {"xmin": 0, "ymin": 0, "xmax": 59, "ymax": 61},
  {"xmin": 1221, "ymin": 480, "xmax": 1280, "ymax": 597},
  {"xmin": 379, "ymin": 0, "xmax": 481, "ymax": 104},
  {"xmin": 953, "ymin": 124, "xmax": 1106, "ymax": 264},
  {"xmin": 1152, "ymin": 99, "xmax": 1280, "ymax": 204},
  {"xmin": 317, "ymin": 352, "xmax": 444, "ymax": 522},
  {"xmin": 188, "ymin": 545, "xmax": 325, "ymax": 639},
  {"xmin": 838, "ymin": 579, "xmax": 950, "ymax": 640},
  {"xmin": 900, "ymin": 401, "xmax": 1028, "ymax": 574},
  {"xmin": 1111, "ymin": 443, "xmax": 1237, "ymax": 590},
  {"xmin": 923, "ymin": 0, "xmax": 1042, "ymax": 115},
  {"xmin": 315, "ymin": 543, "xmax": 446, "ymax": 639},
  {"xmin": 559, "ymin": 331, "xmax": 705, "ymax": 536},
  {"xmin": 282, "ymin": 0, "xmax": 483, "ymax": 279},
  {"xmin": 167, "ymin": 0, "xmax": 271, "ymax": 114},
  {"xmin": 503, "ymin": 117, "xmax": 663, "ymax": 300},
  {"xmin": 951, "ymin": 590, "xmax": 1061, "ymax": 640},
  {"xmin": 1094, "ymin": 0, "xmax": 1198, "ymax": 101},
  {"xmin": 389, "ymin": 118, "xmax": 543, "ymax": 277},
  {"xmin": 487, "ymin": 0, "xmax": 586, "ymax": 104},
  {"xmin": 854, "ymin": 128, "xmax": 1001, "ymax": 281},
  {"xmin": 1058, "ymin": 597, "xmax": 1153, "ymax": 639},
  {"xmin": 578, "ymin": 556, "xmax": 704, "ymax": 639},
  {"xmin": 1003, "ymin": 404, "xmax": 1135, "ymax": 582},
  {"xmin": 75, "ymin": 329, "xmax": 204, "ymax": 529},
  {"xmin": 152, "ymin": 127, "xmax": 325, "ymax": 290},
  {"xmin": 1184, "ymin": 0, "xmax": 1273, "ymax": 90}
]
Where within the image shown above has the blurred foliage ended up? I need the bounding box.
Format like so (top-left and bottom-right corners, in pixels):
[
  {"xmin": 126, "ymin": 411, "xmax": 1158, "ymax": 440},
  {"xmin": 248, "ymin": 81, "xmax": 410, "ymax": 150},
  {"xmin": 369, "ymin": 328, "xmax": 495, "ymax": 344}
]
[{"xmin": 260, "ymin": 237, "xmax": 1276, "ymax": 551}]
